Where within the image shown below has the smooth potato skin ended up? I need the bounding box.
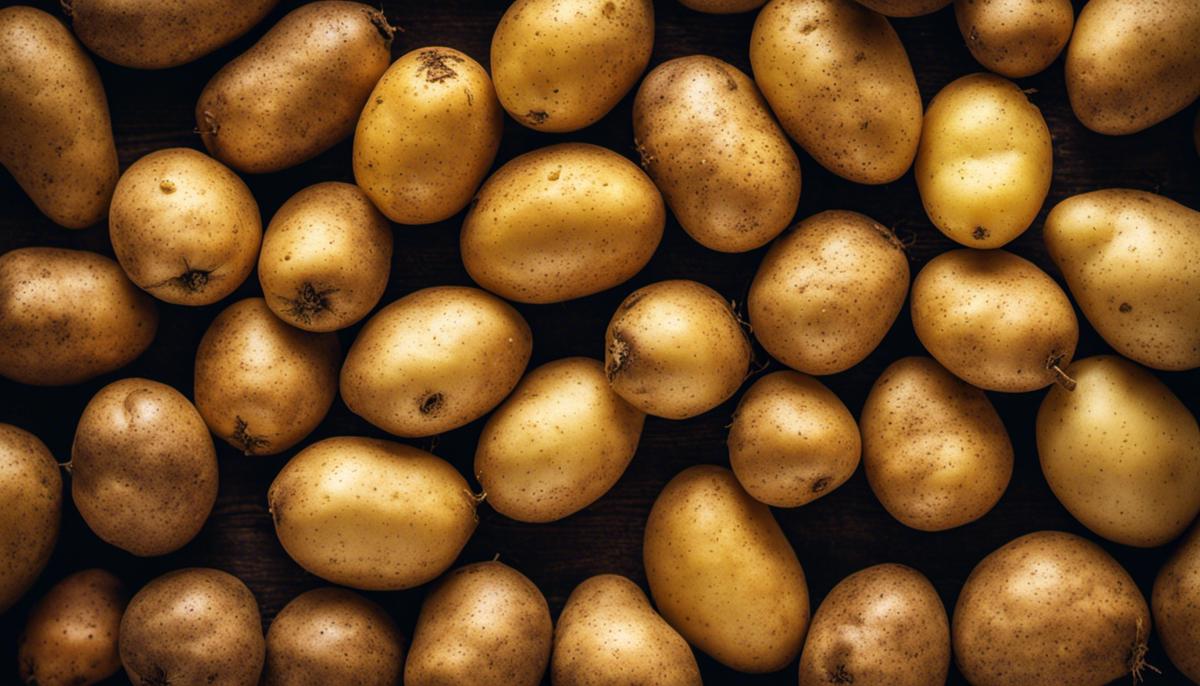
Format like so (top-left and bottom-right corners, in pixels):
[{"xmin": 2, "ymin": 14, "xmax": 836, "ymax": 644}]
[
  {"xmin": 853, "ymin": 0, "xmax": 952, "ymax": 15},
  {"xmin": 0, "ymin": 7, "xmax": 117, "ymax": 228},
  {"xmin": 17, "ymin": 569, "xmax": 126, "ymax": 686},
  {"xmin": 0, "ymin": 424, "xmax": 60, "ymax": 613},
  {"xmin": 678, "ymin": 0, "xmax": 765, "ymax": 11},
  {"xmin": 1154, "ymin": 523, "xmax": 1200, "ymax": 683},
  {"xmin": 954, "ymin": 0, "xmax": 1073, "ymax": 78}
]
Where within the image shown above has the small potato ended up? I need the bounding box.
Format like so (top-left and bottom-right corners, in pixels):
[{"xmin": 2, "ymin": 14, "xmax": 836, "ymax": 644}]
[
  {"xmin": 17, "ymin": 569, "xmax": 127, "ymax": 686},
  {"xmin": 461, "ymin": 143, "xmax": 665, "ymax": 304},
  {"xmin": 491, "ymin": 0, "xmax": 654, "ymax": 132},
  {"xmin": 258, "ymin": 182, "xmax": 392, "ymax": 332},
  {"xmin": 109, "ymin": 147, "xmax": 262, "ymax": 305},
  {"xmin": 0, "ymin": 424, "xmax": 61, "ymax": 612},
  {"xmin": 954, "ymin": 0, "xmax": 1074, "ymax": 78},
  {"xmin": 194, "ymin": 297, "xmax": 339, "ymax": 455},
  {"xmin": 678, "ymin": 0, "xmax": 765, "ymax": 12},
  {"xmin": 748, "ymin": 210, "xmax": 909, "ymax": 375},
  {"xmin": 728, "ymin": 371, "xmax": 861, "ymax": 508},
  {"xmin": 852, "ymin": 0, "xmax": 952, "ymax": 16},
  {"xmin": 1154, "ymin": 522, "xmax": 1200, "ymax": 683}
]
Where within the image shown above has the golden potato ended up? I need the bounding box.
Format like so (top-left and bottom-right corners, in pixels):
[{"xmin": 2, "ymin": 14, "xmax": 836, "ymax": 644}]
[
  {"xmin": 17, "ymin": 569, "xmax": 126, "ymax": 686},
  {"xmin": 1154, "ymin": 522, "xmax": 1200, "ymax": 683},
  {"xmin": 0, "ymin": 424, "xmax": 60, "ymax": 613},
  {"xmin": 954, "ymin": 0, "xmax": 1073, "ymax": 78},
  {"xmin": 677, "ymin": 0, "xmax": 765, "ymax": 12},
  {"xmin": 853, "ymin": 0, "xmax": 952, "ymax": 16}
]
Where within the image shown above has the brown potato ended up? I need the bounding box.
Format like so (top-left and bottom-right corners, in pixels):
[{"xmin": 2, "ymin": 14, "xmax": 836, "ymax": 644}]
[
  {"xmin": 1154, "ymin": 522, "xmax": 1200, "ymax": 682},
  {"xmin": 954, "ymin": 0, "xmax": 1074, "ymax": 78},
  {"xmin": 17, "ymin": 569, "xmax": 127, "ymax": 686},
  {"xmin": 853, "ymin": 0, "xmax": 952, "ymax": 15},
  {"xmin": 0, "ymin": 424, "xmax": 61, "ymax": 613}
]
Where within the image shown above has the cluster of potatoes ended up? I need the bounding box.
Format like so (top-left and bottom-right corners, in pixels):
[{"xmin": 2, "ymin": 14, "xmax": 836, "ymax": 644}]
[{"xmin": 1, "ymin": 0, "xmax": 1199, "ymax": 684}]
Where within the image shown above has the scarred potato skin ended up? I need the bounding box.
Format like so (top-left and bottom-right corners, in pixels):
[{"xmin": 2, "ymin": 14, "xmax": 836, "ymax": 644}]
[
  {"xmin": 954, "ymin": 0, "xmax": 1073, "ymax": 78},
  {"xmin": 1154, "ymin": 522, "xmax": 1200, "ymax": 683},
  {"xmin": 0, "ymin": 424, "xmax": 61, "ymax": 613},
  {"xmin": 17, "ymin": 569, "xmax": 127, "ymax": 686},
  {"xmin": 852, "ymin": 0, "xmax": 951, "ymax": 16},
  {"xmin": 678, "ymin": 0, "xmax": 765, "ymax": 12}
]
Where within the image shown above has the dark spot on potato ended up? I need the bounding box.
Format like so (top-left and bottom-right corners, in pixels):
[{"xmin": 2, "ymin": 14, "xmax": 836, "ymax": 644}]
[
  {"xmin": 525, "ymin": 110, "xmax": 550, "ymax": 125},
  {"xmin": 280, "ymin": 283, "xmax": 339, "ymax": 324},
  {"xmin": 368, "ymin": 9, "xmax": 396, "ymax": 44},
  {"xmin": 829, "ymin": 664, "xmax": 854, "ymax": 683},
  {"xmin": 606, "ymin": 331, "xmax": 632, "ymax": 381},
  {"xmin": 602, "ymin": 1, "xmax": 616, "ymax": 17},
  {"xmin": 168, "ymin": 267, "xmax": 212, "ymax": 293},
  {"xmin": 419, "ymin": 392, "xmax": 445, "ymax": 416},
  {"xmin": 1119, "ymin": 302, "xmax": 1132, "ymax": 313},
  {"xmin": 418, "ymin": 49, "xmax": 464, "ymax": 83},
  {"xmin": 812, "ymin": 476, "xmax": 831, "ymax": 493},
  {"xmin": 231, "ymin": 416, "xmax": 269, "ymax": 455},
  {"xmin": 973, "ymin": 226, "xmax": 990, "ymax": 240},
  {"xmin": 853, "ymin": 51, "xmax": 866, "ymax": 63},
  {"xmin": 141, "ymin": 664, "xmax": 170, "ymax": 686}
]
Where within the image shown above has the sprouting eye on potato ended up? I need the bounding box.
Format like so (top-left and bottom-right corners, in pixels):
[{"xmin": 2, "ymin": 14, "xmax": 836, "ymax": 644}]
[
  {"xmin": 0, "ymin": 424, "xmax": 61, "ymax": 614},
  {"xmin": 17, "ymin": 569, "xmax": 126, "ymax": 686}
]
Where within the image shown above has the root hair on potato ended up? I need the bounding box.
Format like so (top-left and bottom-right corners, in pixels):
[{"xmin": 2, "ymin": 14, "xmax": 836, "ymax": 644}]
[
  {"xmin": 367, "ymin": 8, "xmax": 397, "ymax": 44},
  {"xmin": 1128, "ymin": 617, "xmax": 1160, "ymax": 683},
  {"xmin": 231, "ymin": 416, "xmax": 269, "ymax": 455},
  {"xmin": 1046, "ymin": 353, "xmax": 1077, "ymax": 391}
]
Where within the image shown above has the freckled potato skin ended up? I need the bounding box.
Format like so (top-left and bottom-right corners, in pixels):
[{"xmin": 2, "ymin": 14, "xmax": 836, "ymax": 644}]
[
  {"xmin": 852, "ymin": 0, "xmax": 951, "ymax": 16},
  {"xmin": 643, "ymin": 465, "xmax": 809, "ymax": 673},
  {"xmin": 0, "ymin": 424, "xmax": 60, "ymax": 613},
  {"xmin": 861, "ymin": 357, "xmax": 1012, "ymax": 531},
  {"xmin": 1044, "ymin": 189, "xmax": 1200, "ymax": 371},
  {"xmin": 678, "ymin": 0, "xmax": 765, "ymax": 12},
  {"xmin": 953, "ymin": 531, "xmax": 1151, "ymax": 686},
  {"xmin": 197, "ymin": 1, "xmax": 393, "ymax": 173},
  {"xmin": 491, "ymin": 0, "xmax": 654, "ymax": 132},
  {"xmin": 799, "ymin": 564, "xmax": 949, "ymax": 686},
  {"xmin": 633, "ymin": 56, "xmax": 800, "ymax": 253},
  {"xmin": 728, "ymin": 371, "xmax": 860, "ymax": 508},
  {"xmin": 1154, "ymin": 523, "xmax": 1200, "ymax": 682},
  {"xmin": 17, "ymin": 569, "xmax": 126, "ymax": 686},
  {"xmin": 954, "ymin": 0, "xmax": 1073, "ymax": 78},
  {"xmin": 552, "ymin": 574, "xmax": 701, "ymax": 686},
  {"xmin": 750, "ymin": 0, "xmax": 922, "ymax": 184}
]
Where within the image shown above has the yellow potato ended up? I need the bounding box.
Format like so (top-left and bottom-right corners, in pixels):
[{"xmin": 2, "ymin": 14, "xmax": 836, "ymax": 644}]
[
  {"xmin": 17, "ymin": 569, "xmax": 126, "ymax": 686},
  {"xmin": 954, "ymin": 0, "xmax": 1074, "ymax": 78},
  {"xmin": 0, "ymin": 424, "xmax": 61, "ymax": 613},
  {"xmin": 853, "ymin": 0, "xmax": 952, "ymax": 16},
  {"xmin": 1154, "ymin": 522, "xmax": 1200, "ymax": 683},
  {"xmin": 678, "ymin": 0, "xmax": 765, "ymax": 12}
]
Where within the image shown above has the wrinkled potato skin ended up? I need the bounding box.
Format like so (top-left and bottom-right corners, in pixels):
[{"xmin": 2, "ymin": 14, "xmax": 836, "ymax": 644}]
[
  {"xmin": 1154, "ymin": 523, "xmax": 1200, "ymax": 683},
  {"xmin": 1044, "ymin": 189, "xmax": 1200, "ymax": 371},
  {"xmin": 861, "ymin": 357, "xmax": 1012, "ymax": 531},
  {"xmin": 197, "ymin": 1, "xmax": 393, "ymax": 173},
  {"xmin": 633, "ymin": 56, "xmax": 800, "ymax": 252},
  {"xmin": 0, "ymin": 248, "xmax": 158, "ymax": 386},
  {"xmin": 0, "ymin": 424, "xmax": 60, "ymax": 613},
  {"xmin": 552, "ymin": 574, "xmax": 701, "ymax": 686},
  {"xmin": 954, "ymin": 0, "xmax": 1073, "ymax": 78},
  {"xmin": 491, "ymin": 0, "xmax": 654, "ymax": 132},
  {"xmin": 643, "ymin": 465, "xmax": 809, "ymax": 673},
  {"xmin": 953, "ymin": 531, "xmax": 1151, "ymax": 686},
  {"xmin": 678, "ymin": 0, "xmax": 765, "ymax": 12},
  {"xmin": 462, "ymin": 143, "xmax": 665, "ymax": 304},
  {"xmin": 748, "ymin": 210, "xmax": 909, "ymax": 375},
  {"xmin": 750, "ymin": 0, "xmax": 922, "ymax": 184},
  {"xmin": 853, "ymin": 0, "xmax": 952, "ymax": 16},
  {"xmin": 0, "ymin": 7, "xmax": 117, "ymax": 229},
  {"xmin": 728, "ymin": 371, "xmax": 860, "ymax": 508},
  {"xmin": 17, "ymin": 569, "xmax": 127, "ymax": 686},
  {"xmin": 475, "ymin": 358, "xmax": 645, "ymax": 523}
]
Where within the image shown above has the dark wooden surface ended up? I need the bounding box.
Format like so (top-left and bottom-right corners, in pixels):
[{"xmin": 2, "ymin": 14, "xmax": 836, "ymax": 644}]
[{"xmin": 2, "ymin": 0, "xmax": 1198, "ymax": 683}]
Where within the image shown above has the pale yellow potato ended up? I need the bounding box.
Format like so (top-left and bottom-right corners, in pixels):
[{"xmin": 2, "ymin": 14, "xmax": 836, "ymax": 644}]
[
  {"xmin": 0, "ymin": 424, "xmax": 61, "ymax": 613},
  {"xmin": 750, "ymin": 0, "xmax": 922, "ymax": 184},
  {"xmin": 911, "ymin": 249, "xmax": 1078, "ymax": 392},
  {"xmin": 491, "ymin": 0, "xmax": 654, "ymax": 132},
  {"xmin": 728, "ymin": 371, "xmax": 860, "ymax": 508},
  {"xmin": 552, "ymin": 574, "xmax": 701, "ymax": 686},
  {"xmin": 109, "ymin": 148, "xmax": 262, "ymax": 305},
  {"xmin": 954, "ymin": 0, "xmax": 1073, "ymax": 78},
  {"xmin": 643, "ymin": 465, "xmax": 809, "ymax": 673},
  {"xmin": 853, "ymin": 0, "xmax": 952, "ymax": 16},
  {"xmin": 340, "ymin": 286, "xmax": 532, "ymax": 437},
  {"xmin": 748, "ymin": 210, "xmax": 909, "ymax": 374},
  {"xmin": 475, "ymin": 357, "xmax": 645, "ymax": 523},
  {"xmin": 861, "ymin": 356, "xmax": 1012, "ymax": 531},
  {"xmin": 633, "ymin": 55, "xmax": 800, "ymax": 252},
  {"xmin": 1044, "ymin": 189, "xmax": 1200, "ymax": 371},
  {"xmin": 678, "ymin": 0, "xmax": 765, "ymax": 12},
  {"xmin": 461, "ymin": 143, "xmax": 665, "ymax": 303},
  {"xmin": 17, "ymin": 569, "xmax": 126, "ymax": 686},
  {"xmin": 1154, "ymin": 522, "xmax": 1200, "ymax": 683},
  {"xmin": 258, "ymin": 182, "xmax": 392, "ymax": 332}
]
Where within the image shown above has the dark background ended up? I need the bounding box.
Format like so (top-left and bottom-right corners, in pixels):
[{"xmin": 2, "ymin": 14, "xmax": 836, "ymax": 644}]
[{"xmin": 2, "ymin": 0, "xmax": 1198, "ymax": 683}]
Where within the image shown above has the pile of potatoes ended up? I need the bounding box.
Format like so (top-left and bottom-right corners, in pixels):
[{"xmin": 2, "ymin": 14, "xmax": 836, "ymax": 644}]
[{"xmin": 1, "ymin": 0, "xmax": 1199, "ymax": 684}]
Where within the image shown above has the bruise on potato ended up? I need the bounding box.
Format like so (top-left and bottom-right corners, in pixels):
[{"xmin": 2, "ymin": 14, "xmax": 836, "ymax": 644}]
[{"xmin": 18, "ymin": 569, "xmax": 127, "ymax": 686}]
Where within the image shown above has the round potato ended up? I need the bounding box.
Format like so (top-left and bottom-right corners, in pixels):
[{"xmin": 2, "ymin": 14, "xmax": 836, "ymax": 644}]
[
  {"xmin": 17, "ymin": 569, "xmax": 127, "ymax": 686},
  {"xmin": 852, "ymin": 0, "xmax": 952, "ymax": 16},
  {"xmin": 1154, "ymin": 522, "xmax": 1200, "ymax": 682},
  {"xmin": 678, "ymin": 0, "xmax": 765, "ymax": 11},
  {"xmin": 0, "ymin": 424, "xmax": 61, "ymax": 613},
  {"xmin": 954, "ymin": 0, "xmax": 1073, "ymax": 78}
]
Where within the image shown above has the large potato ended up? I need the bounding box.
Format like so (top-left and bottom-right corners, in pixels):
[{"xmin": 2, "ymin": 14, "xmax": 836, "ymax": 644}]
[
  {"xmin": 678, "ymin": 0, "xmax": 765, "ymax": 12},
  {"xmin": 632, "ymin": 55, "xmax": 800, "ymax": 252},
  {"xmin": 17, "ymin": 569, "xmax": 126, "ymax": 686},
  {"xmin": 852, "ymin": 0, "xmax": 951, "ymax": 16},
  {"xmin": 0, "ymin": 424, "xmax": 61, "ymax": 613},
  {"xmin": 1154, "ymin": 522, "xmax": 1200, "ymax": 683},
  {"xmin": 461, "ymin": 143, "xmax": 665, "ymax": 304},
  {"xmin": 750, "ymin": 0, "xmax": 922, "ymax": 184},
  {"xmin": 954, "ymin": 0, "xmax": 1074, "ymax": 78}
]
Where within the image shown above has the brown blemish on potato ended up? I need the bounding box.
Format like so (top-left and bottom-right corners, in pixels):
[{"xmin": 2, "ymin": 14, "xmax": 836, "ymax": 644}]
[
  {"xmin": 419, "ymin": 392, "xmax": 444, "ymax": 416},
  {"xmin": 525, "ymin": 110, "xmax": 550, "ymax": 125},
  {"xmin": 418, "ymin": 49, "xmax": 464, "ymax": 83},
  {"xmin": 367, "ymin": 9, "xmax": 396, "ymax": 44},
  {"xmin": 1119, "ymin": 302, "xmax": 1132, "ymax": 313},
  {"xmin": 829, "ymin": 664, "xmax": 854, "ymax": 683},
  {"xmin": 231, "ymin": 416, "xmax": 269, "ymax": 455},
  {"xmin": 605, "ymin": 332, "xmax": 631, "ymax": 381},
  {"xmin": 973, "ymin": 226, "xmax": 990, "ymax": 240},
  {"xmin": 602, "ymin": 1, "xmax": 616, "ymax": 17},
  {"xmin": 812, "ymin": 476, "xmax": 832, "ymax": 493},
  {"xmin": 280, "ymin": 283, "xmax": 339, "ymax": 325}
]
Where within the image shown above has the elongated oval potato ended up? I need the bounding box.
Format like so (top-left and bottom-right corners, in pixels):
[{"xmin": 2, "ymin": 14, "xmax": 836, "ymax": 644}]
[
  {"xmin": 197, "ymin": 1, "xmax": 394, "ymax": 173},
  {"xmin": 354, "ymin": 47, "xmax": 503, "ymax": 225},
  {"xmin": 750, "ymin": 0, "xmax": 922, "ymax": 184},
  {"xmin": 17, "ymin": 569, "xmax": 126, "ymax": 686},
  {"xmin": 0, "ymin": 7, "xmax": 117, "ymax": 228},
  {"xmin": 552, "ymin": 574, "xmax": 701, "ymax": 686},
  {"xmin": 633, "ymin": 55, "xmax": 800, "ymax": 252},
  {"xmin": 491, "ymin": 0, "xmax": 654, "ymax": 132},
  {"xmin": 954, "ymin": 0, "xmax": 1074, "ymax": 78},
  {"xmin": 853, "ymin": 0, "xmax": 951, "ymax": 16},
  {"xmin": 861, "ymin": 357, "xmax": 1012, "ymax": 531},
  {"xmin": 678, "ymin": 0, "xmax": 765, "ymax": 12},
  {"xmin": 0, "ymin": 248, "xmax": 157, "ymax": 386},
  {"xmin": 911, "ymin": 249, "xmax": 1078, "ymax": 392},
  {"xmin": 1044, "ymin": 189, "xmax": 1200, "ymax": 371},
  {"xmin": 475, "ymin": 357, "xmax": 645, "ymax": 523},
  {"xmin": 644, "ymin": 465, "xmax": 809, "ymax": 673},
  {"xmin": 462, "ymin": 143, "xmax": 665, "ymax": 304},
  {"xmin": 0, "ymin": 424, "xmax": 61, "ymax": 613},
  {"xmin": 1066, "ymin": 0, "xmax": 1200, "ymax": 135},
  {"xmin": 1154, "ymin": 522, "xmax": 1200, "ymax": 683}
]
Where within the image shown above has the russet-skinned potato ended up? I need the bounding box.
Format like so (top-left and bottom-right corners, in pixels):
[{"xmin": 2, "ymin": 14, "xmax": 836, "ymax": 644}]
[
  {"xmin": 0, "ymin": 424, "xmax": 61, "ymax": 613},
  {"xmin": 17, "ymin": 569, "xmax": 127, "ymax": 686}
]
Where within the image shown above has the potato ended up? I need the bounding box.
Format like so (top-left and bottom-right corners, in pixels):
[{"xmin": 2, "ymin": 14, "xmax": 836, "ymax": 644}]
[
  {"xmin": 1154, "ymin": 522, "xmax": 1200, "ymax": 682},
  {"xmin": 750, "ymin": 0, "xmax": 922, "ymax": 184},
  {"xmin": 258, "ymin": 182, "xmax": 392, "ymax": 332},
  {"xmin": 911, "ymin": 249, "xmax": 1078, "ymax": 392},
  {"xmin": 1044, "ymin": 189, "xmax": 1200, "ymax": 371},
  {"xmin": 354, "ymin": 47, "xmax": 503, "ymax": 225},
  {"xmin": 0, "ymin": 424, "xmax": 60, "ymax": 613},
  {"xmin": 1066, "ymin": 0, "xmax": 1200, "ymax": 135},
  {"xmin": 119, "ymin": 568, "xmax": 265, "ymax": 686},
  {"xmin": 194, "ymin": 297, "xmax": 339, "ymax": 455},
  {"xmin": 268, "ymin": 436, "xmax": 478, "ymax": 590},
  {"xmin": 632, "ymin": 55, "xmax": 800, "ymax": 252},
  {"xmin": 748, "ymin": 210, "xmax": 909, "ymax": 374},
  {"xmin": 197, "ymin": 1, "xmax": 394, "ymax": 173},
  {"xmin": 475, "ymin": 357, "xmax": 645, "ymax": 523},
  {"xmin": 17, "ymin": 569, "xmax": 126, "ymax": 686},
  {"xmin": 852, "ymin": 0, "xmax": 952, "ymax": 16},
  {"xmin": 265, "ymin": 587, "xmax": 404, "ymax": 686},
  {"xmin": 954, "ymin": 0, "xmax": 1073, "ymax": 78},
  {"xmin": 552, "ymin": 574, "xmax": 701, "ymax": 686},
  {"xmin": 605, "ymin": 280, "xmax": 751, "ymax": 419},
  {"xmin": 461, "ymin": 143, "xmax": 665, "ymax": 304},
  {"xmin": 0, "ymin": 7, "xmax": 117, "ymax": 229},
  {"xmin": 644, "ymin": 465, "xmax": 809, "ymax": 672},
  {"xmin": 798, "ymin": 564, "xmax": 949, "ymax": 686},
  {"xmin": 490, "ymin": 0, "xmax": 654, "ymax": 132},
  {"xmin": 677, "ymin": 0, "xmax": 765, "ymax": 12},
  {"xmin": 109, "ymin": 147, "xmax": 262, "ymax": 306},
  {"xmin": 728, "ymin": 371, "xmax": 860, "ymax": 507},
  {"xmin": 953, "ymin": 531, "xmax": 1152, "ymax": 686},
  {"xmin": 406, "ymin": 561, "xmax": 551, "ymax": 686},
  {"xmin": 0, "ymin": 247, "xmax": 157, "ymax": 386},
  {"xmin": 861, "ymin": 357, "xmax": 1012, "ymax": 531}
]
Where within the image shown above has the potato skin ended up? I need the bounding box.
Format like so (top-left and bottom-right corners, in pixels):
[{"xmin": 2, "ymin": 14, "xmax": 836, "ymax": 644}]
[
  {"xmin": 853, "ymin": 0, "xmax": 952, "ymax": 16},
  {"xmin": 750, "ymin": 0, "xmax": 922, "ymax": 184},
  {"xmin": 678, "ymin": 0, "xmax": 765, "ymax": 12},
  {"xmin": 0, "ymin": 424, "xmax": 61, "ymax": 613},
  {"xmin": 1154, "ymin": 522, "xmax": 1200, "ymax": 682},
  {"xmin": 17, "ymin": 569, "xmax": 127, "ymax": 686},
  {"xmin": 954, "ymin": 0, "xmax": 1073, "ymax": 78}
]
